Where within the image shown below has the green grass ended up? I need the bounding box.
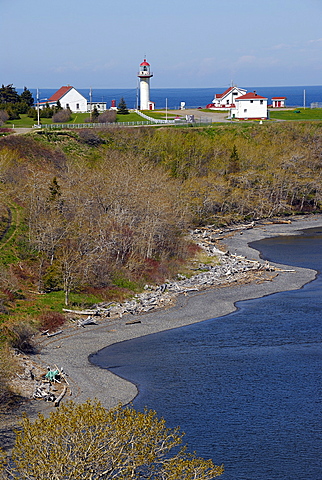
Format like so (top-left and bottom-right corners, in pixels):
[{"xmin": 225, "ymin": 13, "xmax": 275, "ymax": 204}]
[
  {"xmin": 6, "ymin": 108, "xmax": 322, "ymax": 129},
  {"xmin": 6, "ymin": 115, "xmax": 53, "ymax": 128},
  {"xmin": 36, "ymin": 291, "xmax": 104, "ymax": 311},
  {"xmin": 0, "ymin": 203, "xmax": 24, "ymax": 266},
  {"xmin": 269, "ymin": 108, "xmax": 322, "ymax": 120},
  {"xmin": 5, "ymin": 112, "xmax": 145, "ymax": 128},
  {"xmin": 116, "ymin": 112, "xmax": 146, "ymax": 122},
  {"xmin": 140, "ymin": 110, "xmax": 177, "ymax": 119}
]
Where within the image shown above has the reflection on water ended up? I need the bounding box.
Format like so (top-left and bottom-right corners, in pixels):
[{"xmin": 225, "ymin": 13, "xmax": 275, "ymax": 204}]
[{"xmin": 91, "ymin": 227, "xmax": 322, "ymax": 480}]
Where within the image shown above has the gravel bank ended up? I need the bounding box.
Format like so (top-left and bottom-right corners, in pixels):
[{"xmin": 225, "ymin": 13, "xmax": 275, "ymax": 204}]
[{"xmin": 31, "ymin": 215, "xmax": 322, "ymax": 414}]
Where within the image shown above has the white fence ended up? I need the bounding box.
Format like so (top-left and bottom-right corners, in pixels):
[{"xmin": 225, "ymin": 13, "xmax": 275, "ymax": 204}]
[
  {"xmin": 40, "ymin": 118, "xmax": 212, "ymax": 130},
  {"xmin": 134, "ymin": 110, "xmax": 173, "ymax": 124},
  {"xmin": 42, "ymin": 121, "xmax": 162, "ymax": 129},
  {"xmin": 310, "ymin": 102, "xmax": 322, "ymax": 109},
  {"xmin": 38, "ymin": 110, "xmax": 213, "ymax": 130}
]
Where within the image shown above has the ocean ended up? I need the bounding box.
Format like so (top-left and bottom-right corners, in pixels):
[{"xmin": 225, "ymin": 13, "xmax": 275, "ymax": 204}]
[
  {"xmin": 19, "ymin": 85, "xmax": 322, "ymax": 110},
  {"xmin": 91, "ymin": 227, "xmax": 322, "ymax": 480}
]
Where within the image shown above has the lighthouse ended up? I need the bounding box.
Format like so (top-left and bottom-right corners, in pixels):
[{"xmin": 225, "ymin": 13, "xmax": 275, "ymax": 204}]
[{"xmin": 138, "ymin": 58, "xmax": 154, "ymax": 110}]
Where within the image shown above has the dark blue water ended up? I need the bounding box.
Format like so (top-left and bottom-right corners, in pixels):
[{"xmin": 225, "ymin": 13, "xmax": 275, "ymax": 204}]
[
  {"xmin": 91, "ymin": 226, "xmax": 322, "ymax": 480},
  {"xmin": 19, "ymin": 85, "xmax": 322, "ymax": 110}
]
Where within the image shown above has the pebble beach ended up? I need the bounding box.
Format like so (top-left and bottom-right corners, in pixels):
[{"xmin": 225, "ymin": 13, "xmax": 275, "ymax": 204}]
[{"xmin": 33, "ymin": 215, "xmax": 322, "ymax": 412}]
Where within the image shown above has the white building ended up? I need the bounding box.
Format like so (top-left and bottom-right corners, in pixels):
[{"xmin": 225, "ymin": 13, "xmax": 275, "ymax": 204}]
[
  {"xmin": 38, "ymin": 86, "xmax": 106, "ymax": 113},
  {"xmin": 271, "ymin": 96, "xmax": 287, "ymax": 108},
  {"xmin": 137, "ymin": 59, "xmax": 154, "ymax": 110},
  {"xmin": 206, "ymin": 86, "xmax": 247, "ymax": 109},
  {"xmin": 230, "ymin": 91, "xmax": 268, "ymax": 120}
]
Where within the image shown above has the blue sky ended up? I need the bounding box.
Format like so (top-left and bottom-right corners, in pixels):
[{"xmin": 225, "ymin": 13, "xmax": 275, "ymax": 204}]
[{"xmin": 1, "ymin": 0, "xmax": 322, "ymax": 89}]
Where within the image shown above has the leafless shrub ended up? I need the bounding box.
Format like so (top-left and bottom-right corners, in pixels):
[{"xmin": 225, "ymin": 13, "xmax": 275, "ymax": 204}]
[
  {"xmin": 78, "ymin": 129, "xmax": 105, "ymax": 146},
  {"xmin": 38, "ymin": 312, "xmax": 66, "ymax": 333},
  {"xmin": 6, "ymin": 322, "xmax": 37, "ymax": 354},
  {"xmin": 0, "ymin": 110, "xmax": 9, "ymax": 126},
  {"xmin": 98, "ymin": 110, "xmax": 117, "ymax": 123},
  {"xmin": 52, "ymin": 109, "xmax": 71, "ymax": 123}
]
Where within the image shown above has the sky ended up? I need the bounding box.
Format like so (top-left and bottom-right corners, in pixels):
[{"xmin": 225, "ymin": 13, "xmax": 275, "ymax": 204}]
[{"xmin": 1, "ymin": 0, "xmax": 322, "ymax": 89}]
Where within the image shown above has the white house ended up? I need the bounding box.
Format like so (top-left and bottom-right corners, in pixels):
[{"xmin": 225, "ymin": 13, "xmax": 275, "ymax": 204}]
[
  {"xmin": 38, "ymin": 86, "xmax": 106, "ymax": 113},
  {"xmin": 206, "ymin": 86, "xmax": 247, "ymax": 109},
  {"xmin": 271, "ymin": 96, "xmax": 287, "ymax": 108},
  {"xmin": 230, "ymin": 91, "xmax": 268, "ymax": 120}
]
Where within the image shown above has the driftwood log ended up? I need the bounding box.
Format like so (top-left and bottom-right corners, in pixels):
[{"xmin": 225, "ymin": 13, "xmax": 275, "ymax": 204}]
[
  {"xmin": 77, "ymin": 316, "xmax": 98, "ymax": 327},
  {"xmin": 54, "ymin": 386, "xmax": 67, "ymax": 407},
  {"xmin": 63, "ymin": 308, "xmax": 101, "ymax": 315}
]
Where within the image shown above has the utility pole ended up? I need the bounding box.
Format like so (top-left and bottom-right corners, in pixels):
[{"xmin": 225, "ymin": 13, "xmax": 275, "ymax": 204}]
[
  {"xmin": 89, "ymin": 87, "xmax": 93, "ymax": 121},
  {"xmin": 37, "ymin": 88, "xmax": 40, "ymax": 126}
]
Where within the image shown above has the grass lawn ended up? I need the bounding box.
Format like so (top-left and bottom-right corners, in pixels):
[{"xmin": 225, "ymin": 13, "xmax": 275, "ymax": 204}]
[
  {"xmin": 5, "ymin": 108, "xmax": 322, "ymax": 129},
  {"xmin": 6, "ymin": 115, "xmax": 53, "ymax": 128},
  {"xmin": 4, "ymin": 111, "xmax": 154, "ymax": 129},
  {"xmin": 140, "ymin": 110, "xmax": 177, "ymax": 119},
  {"xmin": 269, "ymin": 108, "xmax": 322, "ymax": 120},
  {"xmin": 116, "ymin": 112, "xmax": 145, "ymax": 122}
]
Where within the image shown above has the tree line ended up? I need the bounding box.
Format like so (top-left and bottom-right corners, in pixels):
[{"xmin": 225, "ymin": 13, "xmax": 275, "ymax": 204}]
[
  {"xmin": 0, "ymin": 123, "xmax": 321, "ymax": 306},
  {"xmin": 0, "ymin": 84, "xmax": 34, "ymax": 123}
]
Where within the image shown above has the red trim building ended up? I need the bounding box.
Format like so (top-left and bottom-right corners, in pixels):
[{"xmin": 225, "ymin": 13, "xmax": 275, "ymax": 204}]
[{"xmin": 271, "ymin": 97, "xmax": 287, "ymax": 108}]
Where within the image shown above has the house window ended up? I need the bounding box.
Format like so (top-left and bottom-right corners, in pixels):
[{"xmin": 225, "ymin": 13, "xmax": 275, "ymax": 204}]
[
  {"xmin": 66, "ymin": 103, "xmax": 69, "ymax": 108},
  {"xmin": 76, "ymin": 104, "xmax": 79, "ymax": 109},
  {"xmin": 260, "ymin": 100, "xmax": 263, "ymax": 104},
  {"xmin": 250, "ymin": 100, "xmax": 253, "ymax": 103},
  {"xmin": 244, "ymin": 109, "xmax": 247, "ymax": 113}
]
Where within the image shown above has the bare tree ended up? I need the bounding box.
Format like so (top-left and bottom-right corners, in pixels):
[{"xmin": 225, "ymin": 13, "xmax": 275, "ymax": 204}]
[{"xmin": 0, "ymin": 110, "xmax": 9, "ymax": 126}]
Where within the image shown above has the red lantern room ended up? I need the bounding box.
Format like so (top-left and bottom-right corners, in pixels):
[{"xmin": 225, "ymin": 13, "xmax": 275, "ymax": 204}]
[{"xmin": 138, "ymin": 59, "xmax": 153, "ymax": 78}]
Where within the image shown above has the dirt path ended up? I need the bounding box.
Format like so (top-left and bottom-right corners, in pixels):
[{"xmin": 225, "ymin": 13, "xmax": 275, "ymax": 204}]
[
  {"xmin": 11, "ymin": 128, "xmax": 34, "ymax": 135},
  {"xmin": 158, "ymin": 108, "xmax": 230, "ymax": 122}
]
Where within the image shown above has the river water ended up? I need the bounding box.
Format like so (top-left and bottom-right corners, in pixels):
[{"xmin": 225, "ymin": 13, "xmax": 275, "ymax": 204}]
[{"xmin": 91, "ymin": 227, "xmax": 322, "ymax": 480}]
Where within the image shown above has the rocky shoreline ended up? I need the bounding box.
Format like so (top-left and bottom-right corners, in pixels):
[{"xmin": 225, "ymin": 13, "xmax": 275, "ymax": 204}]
[
  {"xmin": 73, "ymin": 222, "xmax": 275, "ymax": 320},
  {"xmin": 1, "ymin": 214, "xmax": 321, "ymax": 450}
]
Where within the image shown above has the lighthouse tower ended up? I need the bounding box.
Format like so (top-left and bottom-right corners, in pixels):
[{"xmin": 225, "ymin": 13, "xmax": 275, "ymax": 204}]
[{"xmin": 138, "ymin": 58, "xmax": 154, "ymax": 110}]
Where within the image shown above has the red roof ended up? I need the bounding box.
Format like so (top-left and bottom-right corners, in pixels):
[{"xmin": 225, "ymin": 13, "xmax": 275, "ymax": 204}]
[
  {"xmin": 140, "ymin": 59, "xmax": 150, "ymax": 66},
  {"xmin": 271, "ymin": 96, "xmax": 286, "ymax": 99},
  {"xmin": 236, "ymin": 91, "xmax": 267, "ymax": 101},
  {"xmin": 48, "ymin": 86, "xmax": 73, "ymax": 102},
  {"xmin": 216, "ymin": 86, "xmax": 234, "ymax": 99}
]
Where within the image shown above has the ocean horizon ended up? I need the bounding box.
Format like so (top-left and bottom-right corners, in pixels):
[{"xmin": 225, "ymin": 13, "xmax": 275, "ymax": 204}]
[{"xmin": 18, "ymin": 85, "xmax": 322, "ymax": 110}]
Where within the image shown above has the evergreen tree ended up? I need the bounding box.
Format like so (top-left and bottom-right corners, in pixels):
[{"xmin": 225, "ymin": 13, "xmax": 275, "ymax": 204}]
[
  {"xmin": 20, "ymin": 87, "xmax": 34, "ymax": 107},
  {"xmin": 92, "ymin": 106, "xmax": 99, "ymax": 121},
  {"xmin": 117, "ymin": 96, "xmax": 129, "ymax": 114},
  {"xmin": 227, "ymin": 144, "xmax": 240, "ymax": 174},
  {"xmin": 0, "ymin": 84, "xmax": 20, "ymax": 104},
  {"xmin": 4, "ymin": 105, "xmax": 20, "ymax": 120}
]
